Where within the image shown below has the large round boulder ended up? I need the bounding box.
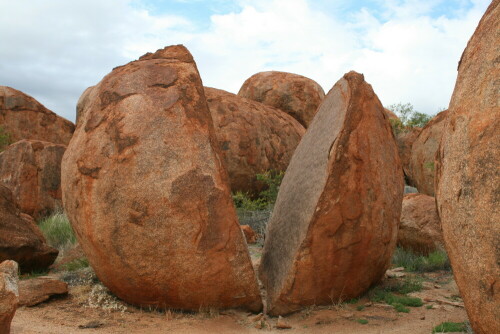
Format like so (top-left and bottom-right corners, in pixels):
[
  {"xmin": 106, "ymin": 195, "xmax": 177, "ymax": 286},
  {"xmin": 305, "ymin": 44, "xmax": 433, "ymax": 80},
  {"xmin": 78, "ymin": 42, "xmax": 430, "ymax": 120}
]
[
  {"xmin": 237, "ymin": 71, "xmax": 325, "ymax": 128},
  {"xmin": 259, "ymin": 71, "xmax": 404, "ymax": 315},
  {"xmin": 0, "ymin": 184, "xmax": 58, "ymax": 273},
  {"xmin": 398, "ymin": 193, "xmax": 443, "ymax": 255},
  {"xmin": 0, "ymin": 140, "xmax": 66, "ymax": 219},
  {"xmin": 409, "ymin": 110, "xmax": 449, "ymax": 196},
  {"xmin": 0, "ymin": 86, "xmax": 74, "ymax": 145},
  {"xmin": 435, "ymin": 1, "xmax": 500, "ymax": 333},
  {"xmin": 76, "ymin": 85, "xmax": 96, "ymax": 126},
  {"xmin": 62, "ymin": 45, "xmax": 262, "ymax": 312},
  {"xmin": 205, "ymin": 87, "xmax": 305, "ymax": 195}
]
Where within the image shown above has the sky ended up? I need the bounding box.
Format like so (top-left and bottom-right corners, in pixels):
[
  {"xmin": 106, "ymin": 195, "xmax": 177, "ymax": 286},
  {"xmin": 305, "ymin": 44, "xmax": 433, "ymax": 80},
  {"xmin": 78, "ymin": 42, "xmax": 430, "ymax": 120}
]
[{"xmin": 0, "ymin": 0, "xmax": 491, "ymax": 122}]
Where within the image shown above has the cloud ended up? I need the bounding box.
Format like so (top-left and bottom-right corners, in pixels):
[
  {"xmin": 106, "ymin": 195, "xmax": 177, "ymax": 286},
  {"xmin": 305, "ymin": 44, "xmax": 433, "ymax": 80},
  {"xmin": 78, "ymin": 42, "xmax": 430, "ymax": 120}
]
[{"xmin": 0, "ymin": 0, "xmax": 490, "ymax": 121}]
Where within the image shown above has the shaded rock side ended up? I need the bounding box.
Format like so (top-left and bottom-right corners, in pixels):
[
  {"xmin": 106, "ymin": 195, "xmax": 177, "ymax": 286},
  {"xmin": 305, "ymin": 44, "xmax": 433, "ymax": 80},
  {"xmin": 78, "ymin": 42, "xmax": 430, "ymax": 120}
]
[
  {"xmin": 408, "ymin": 110, "xmax": 449, "ymax": 196},
  {"xmin": 0, "ymin": 184, "xmax": 58, "ymax": 273},
  {"xmin": 18, "ymin": 277, "xmax": 68, "ymax": 306},
  {"xmin": 0, "ymin": 261, "xmax": 18, "ymax": 334},
  {"xmin": 76, "ymin": 85, "xmax": 96, "ymax": 126},
  {"xmin": 398, "ymin": 193, "xmax": 444, "ymax": 255},
  {"xmin": 61, "ymin": 45, "xmax": 262, "ymax": 312},
  {"xmin": 0, "ymin": 86, "xmax": 74, "ymax": 145},
  {"xmin": 435, "ymin": 1, "xmax": 500, "ymax": 333},
  {"xmin": 237, "ymin": 71, "xmax": 325, "ymax": 128},
  {"xmin": 259, "ymin": 71, "xmax": 404, "ymax": 316},
  {"xmin": 0, "ymin": 139, "xmax": 66, "ymax": 219},
  {"xmin": 205, "ymin": 87, "xmax": 305, "ymax": 195},
  {"xmin": 395, "ymin": 127, "xmax": 422, "ymax": 183}
]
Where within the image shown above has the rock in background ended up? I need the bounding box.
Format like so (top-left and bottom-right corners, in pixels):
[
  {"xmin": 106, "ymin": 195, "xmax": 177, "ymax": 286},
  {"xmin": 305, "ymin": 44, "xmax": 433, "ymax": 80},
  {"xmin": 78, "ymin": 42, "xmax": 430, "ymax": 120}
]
[
  {"xmin": 0, "ymin": 86, "xmax": 74, "ymax": 146},
  {"xmin": 0, "ymin": 140, "xmax": 66, "ymax": 219},
  {"xmin": 0, "ymin": 184, "xmax": 58, "ymax": 272},
  {"xmin": 205, "ymin": 87, "xmax": 305, "ymax": 195},
  {"xmin": 62, "ymin": 45, "xmax": 262, "ymax": 312},
  {"xmin": 238, "ymin": 71, "xmax": 325, "ymax": 128},
  {"xmin": 0, "ymin": 260, "xmax": 19, "ymax": 334},
  {"xmin": 398, "ymin": 193, "xmax": 443, "ymax": 255},
  {"xmin": 395, "ymin": 127, "xmax": 422, "ymax": 183},
  {"xmin": 259, "ymin": 71, "xmax": 404, "ymax": 315},
  {"xmin": 408, "ymin": 110, "xmax": 449, "ymax": 196},
  {"xmin": 435, "ymin": 1, "xmax": 500, "ymax": 333}
]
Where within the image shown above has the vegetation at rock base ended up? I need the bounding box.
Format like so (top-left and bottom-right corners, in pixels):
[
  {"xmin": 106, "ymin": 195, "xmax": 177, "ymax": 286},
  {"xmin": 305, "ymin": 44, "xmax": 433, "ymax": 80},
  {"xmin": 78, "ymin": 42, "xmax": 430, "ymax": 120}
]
[
  {"xmin": 19, "ymin": 269, "xmax": 50, "ymax": 280},
  {"xmin": 392, "ymin": 247, "xmax": 451, "ymax": 272},
  {"xmin": 0, "ymin": 126, "xmax": 11, "ymax": 151},
  {"xmin": 387, "ymin": 102, "xmax": 434, "ymax": 135},
  {"xmin": 38, "ymin": 210, "xmax": 77, "ymax": 251},
  {"xmin": 64, "ymin": 257, "xmax": 90, "ymax": 271},
  {"xmin": 432, "ymin": 321, "xmax": 468, "ymax": 333},
  {"xmin": 369, "ymin": 286, "xmax": 423, "ymax": 313},
  {"xmin": 356, "ymin": 318, "xmax": 369, "ymax": 325},
  {"xmin": 233, "ymin": 170, "xmax": 284, "ymax": 241}
]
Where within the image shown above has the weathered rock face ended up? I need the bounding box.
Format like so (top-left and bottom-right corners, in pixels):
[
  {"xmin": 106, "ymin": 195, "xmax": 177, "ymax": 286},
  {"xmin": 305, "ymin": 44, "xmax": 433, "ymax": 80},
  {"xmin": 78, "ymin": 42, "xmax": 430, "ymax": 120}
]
[
  {"xmin": 0, "ymin": 140, "xmax": 66, "ymax": 219},
  {"xmin": 384, "ymin": 108, "xmax": 399, "ymax": 121},
  {"xmin": 62, "ymin": 45, "xmax": 262, "ymax": 312},
  {"xmin": 18, "ymin": 277, "xmax": 68, "ymax": 306},
  {"xmin": 395, "ymin": 127, "xmax": 422, "ymax": 182},
  {"xmin": 408, "ymin": 110, "xmax": 448, "ymax": 196},
  {"xmin": 0, "ymin": 260, "xmax": 18, "ymax": 334},
  {"xmin": 0, "ymin": 86, "xmax": 74, "ymax": 145},
  {"xmin": 435, "ymin": 2, "xmax": 500, "ymax": 333},
  {"xmin": 76, "ymin": 85, "xmax": 96, "ymax": 126},
  {"xmin": 259, "ymin": 71, "xmax": 404, "ymax": 315},
  {"xmin": 398, "ymin": 193, "xmax": 443, "ymax": 255},
  {"xmin": 237, "ymin": 71, "xmax": 325, "ymax": 128},
  {"xmin": 205, "ymin": 87, "xmax": 305, "ymax": 195},
  {"xmin": 0, "ymin": 184, "xmax": 58, "ymax": 273}
]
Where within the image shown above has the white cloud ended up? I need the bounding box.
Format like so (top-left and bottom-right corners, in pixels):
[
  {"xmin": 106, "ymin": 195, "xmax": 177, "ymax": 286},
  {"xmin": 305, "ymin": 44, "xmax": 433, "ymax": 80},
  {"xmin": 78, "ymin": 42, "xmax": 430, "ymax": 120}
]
[{"xmin": 0, "ymin": 0, "xmax": 491, "ymax": 121}]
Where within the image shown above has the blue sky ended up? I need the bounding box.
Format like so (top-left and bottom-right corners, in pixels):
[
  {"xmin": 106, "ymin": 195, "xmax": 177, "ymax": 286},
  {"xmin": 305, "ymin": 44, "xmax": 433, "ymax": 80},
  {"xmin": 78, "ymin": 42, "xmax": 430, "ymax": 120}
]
[{"xmin": 0, "ymin": 0, "xmax": 491, "ymax": 122}]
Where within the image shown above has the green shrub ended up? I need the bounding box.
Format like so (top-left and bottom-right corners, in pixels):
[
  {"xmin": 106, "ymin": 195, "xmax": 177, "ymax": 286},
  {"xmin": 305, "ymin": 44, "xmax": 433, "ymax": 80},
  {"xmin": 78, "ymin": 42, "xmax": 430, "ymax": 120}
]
[
  {"xmin": 356, "ymin": 305, "xmax": 365, "ymax": 311},
  {"xmin": 392, "ymin": 303, "xmax": 409, "ymax": 313},
  {"xmin": 0, "ymin": 126, "xmax": 11, "ymax": 151},
  {"xmin": 392, "ymin": 247, "xmax": 451, "ymax": 272},
  {"xmin": 432, "ymin": 322, "xmax": 467, "ymax": 333},
  {"xmin": 386, "ymin": 103, "xmax": 434, "ymax": 134},
  {"xmin": 369, "ymin": 287, "xmax": 423, "ymax": 313},
  {"xmin": 356, "ymin": 318, "xmax": 368, "ymax": 325},
  {"xmin": 256, "ymin": 170, "xmax": 284, "ymax": 205},
  {"xmin": 64, "ymin": 257, "xmax": 89, "ymax": 271},
  {"xmin": 38, "ymin": 211, "xmax": 77, "ymax": 250}
]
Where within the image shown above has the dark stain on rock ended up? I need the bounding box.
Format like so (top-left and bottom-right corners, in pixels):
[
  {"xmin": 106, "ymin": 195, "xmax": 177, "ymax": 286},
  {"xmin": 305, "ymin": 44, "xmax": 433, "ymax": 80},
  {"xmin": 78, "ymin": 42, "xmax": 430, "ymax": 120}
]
[
  {"xmin": 106, "ymin": 117, "xmax": 139, "ymax": 153},
  {"xmin": 77, "ymin": 160, "xmax": 101, "ymax": 179},
  {"xmin": 129, "ymin": 201, "xmax": 148, "ymax": 226},
  {"xmin": 100, "ymin": 91, "xmax": 135, "ymax": 110}
]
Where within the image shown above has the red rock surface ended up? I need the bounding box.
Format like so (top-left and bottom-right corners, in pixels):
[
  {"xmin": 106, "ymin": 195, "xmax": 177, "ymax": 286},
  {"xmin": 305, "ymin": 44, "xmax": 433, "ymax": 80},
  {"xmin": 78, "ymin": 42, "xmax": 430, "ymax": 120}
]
[
  {"xmin": 0, "ymin": 140, "xmax": 66, "ymax": 219},
  {"xmin": 237, "ymin": 71, "xmax": 325, "ymax": 128},
  {"xmin": 259, "ymin": 71, "xmax": 404, "ymax": 315},
  {"xmin": 0, "ymin": 86, "xmax": 74, "ymax": 145},
  {"xmin": 408, "ymin": 110, "xmax": 449, "ymax": 196},
  {"xmin": 205, "ymin": 87, "xmax": 305, "ymax": 195},
  {"xmin": 0, "ymin": 260, "xmax": 18, "ymax": 334},
  {"xmin": 62, "ymin": 45, "xmax": 262, "ymax": 312},
  {"xmin": 398, "ymin": 193, "xmax": 443, "ymax": 255},
  {"xmin": 18, "ymin": 277, "xmax": 68, "ymax": 307},
  {"xmin": 435, "ymin": 2, "xmax": 500, "ymax": 333},
  {"xmin": 0, "ymin": 184, "xmax": 58, "ymax": 273},
  {"xmin": 395, "ymin": 127, "xmax": 422, "ymax": 182},
  {"xmin": 241, "ymin": 225, "xmax": 257, "ymax": 244},
  {"xmin": 384, "ymin": 108, "xmax": 399, "ymax": 120},
  {"xmin": 76, "ymin": 85, "xmax": 96, "ymax": 126}
]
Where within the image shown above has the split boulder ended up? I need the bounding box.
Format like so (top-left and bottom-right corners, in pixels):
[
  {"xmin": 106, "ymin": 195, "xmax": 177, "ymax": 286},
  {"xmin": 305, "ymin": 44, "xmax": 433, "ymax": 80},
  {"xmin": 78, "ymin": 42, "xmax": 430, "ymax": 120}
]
[
  {"xmin": 435, "ymin": 1, "xmax": 500, "ymax": 333},
  {"xmin": 62, "ymin": 45, "xmax": 262, "ymax": 311},
  {"xmin": 238, "ymin": 71, "xmax": 325, "ymax": 128},
  {"xmin": 205, "ymin": 87, "xmax": 305, "ymax": 195},
  {"xmin": 0, "ymin": 139, "xmax": 66, "ymax": 219},
  {"xmin": 259, "ymin": 71, "xmax": 404, "ymax": 315},
  {"xmin": 395, "ymin": 127, "xmax": 422, "ymax": 182}
]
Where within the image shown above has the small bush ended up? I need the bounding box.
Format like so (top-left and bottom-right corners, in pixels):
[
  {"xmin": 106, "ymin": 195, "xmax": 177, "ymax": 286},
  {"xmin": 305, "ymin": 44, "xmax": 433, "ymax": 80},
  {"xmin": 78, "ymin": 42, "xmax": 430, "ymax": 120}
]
[
  {"xmin": 356, "ymin": 305, "xmax": 365, "ymax": 311},
  {"xmin": 392, "ymin": 303, "xmax": 410, "ymax": 313},
  {"xmin": 432, "ymin": 321, "xmax": 467, "ymax": 333},
  {"xmin": 369, "ymin": 287, "xmax": 423, "ymax": 313},
  {"xmin": 64, "ymin": 257, "xmax": 90, "ymax": 272},
  {"xmin": 38, "ymin": 211, "xmax": 77, "ymax": 250},
  {"xmin": 0, "ymin": 126, "xmax": 11, "ymax": 151},
  {"xmin": 392, "ymin": 247, "xmax": 451, "ymax": 272},
  {"xmin": 356, "ymin": 318, "xmax": 368, "ymax": 325},
  {"xmin": 256, "ymin": 170, "xmax": 284, "ymax": 205},
  {"xmin": 386, "ymin": 103, "xmax": 434, "ymax": 135}
]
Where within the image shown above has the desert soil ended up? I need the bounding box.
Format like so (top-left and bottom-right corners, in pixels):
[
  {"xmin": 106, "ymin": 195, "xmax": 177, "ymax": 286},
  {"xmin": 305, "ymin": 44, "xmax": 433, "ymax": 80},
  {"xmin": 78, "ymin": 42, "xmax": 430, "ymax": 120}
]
[{"xmin": 11, "ymin": 245, "xmax": 469, "ymax": 334}]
